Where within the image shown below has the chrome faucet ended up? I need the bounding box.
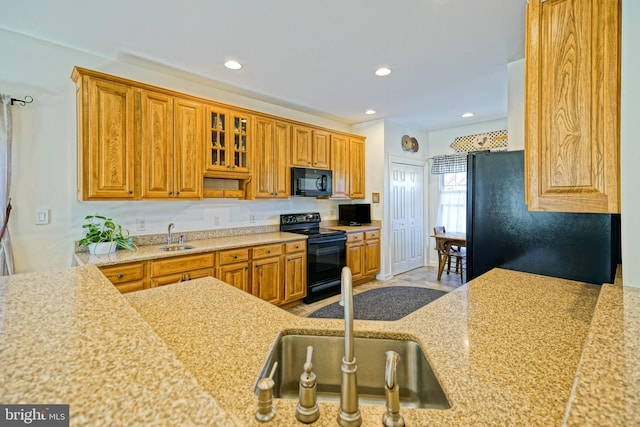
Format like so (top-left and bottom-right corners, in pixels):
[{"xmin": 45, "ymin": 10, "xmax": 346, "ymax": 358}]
[
  {"xmin": 383, "ymin": 351, "xmax": 405, "ymax": 427},
  {"xmin": 337, "ymin": 266, "xmax": 362, "ymax": 427},
  {"xmin": 167, "ymin": 223, "xmax": 174, "ymax": 245}
]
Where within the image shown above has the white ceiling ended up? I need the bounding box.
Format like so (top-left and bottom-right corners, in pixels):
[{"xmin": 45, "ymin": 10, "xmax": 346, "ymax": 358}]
[{"xmin": 0, "ymin": 0, "xmax": 527, "ymax": 131}]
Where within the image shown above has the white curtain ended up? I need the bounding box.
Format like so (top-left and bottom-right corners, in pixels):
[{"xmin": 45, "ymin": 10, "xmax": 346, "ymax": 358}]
[
  {"xmin": 436, "ymin": 172, "xmax": 467, "ymax": 233},
  {"xmin": 0, "ymin": 94, "xmax": 15, "ymax": 276}
]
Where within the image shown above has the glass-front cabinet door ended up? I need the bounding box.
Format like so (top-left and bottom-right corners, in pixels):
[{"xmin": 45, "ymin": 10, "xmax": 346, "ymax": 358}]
[
  {"xmin": 230, "ymin": 113, "xmax": 250, "ymax": 172},
  {"xmin": 206, "ymin": 106, "xmax": 250, "ymax": 174},
  {"xmin": 207, "ymin": 108, "xmax": 227, "ymax": 171}
]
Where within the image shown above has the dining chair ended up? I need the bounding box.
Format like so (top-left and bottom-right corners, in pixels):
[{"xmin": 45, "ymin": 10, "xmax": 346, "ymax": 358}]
[{"xmin": 433, "ymin": 226, "xmax": 464, "ymax": 281}]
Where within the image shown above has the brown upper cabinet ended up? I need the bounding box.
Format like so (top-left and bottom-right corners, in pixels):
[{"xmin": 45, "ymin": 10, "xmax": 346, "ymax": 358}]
[
  {"xmin": 72, "ymin": 67, "xmax": 365, "ymax": 201},
  {"xmin": 291, "ymin": 126, "xmax": 331, "ymax": 169},
  {"xmin": 251, "ymin": 116, "xmax": 291, "ymax": 199},
  {"xmin": 205, "ymin": 106, "xmax": 251, "ymax": 175},
  {"xmin": 140, "ymin": 90, "xmax": 204, "ymax": 199},
  {"xmin": 331, "ymin": 134, "xmax": 365, "ymax": 199},
  {"xmin": 73, "ymin": 71, "xmax": 136, "ymax": 200},
  {"xmin": 524, "ymin": 0, "xmax": 620, "ymax": 213}
]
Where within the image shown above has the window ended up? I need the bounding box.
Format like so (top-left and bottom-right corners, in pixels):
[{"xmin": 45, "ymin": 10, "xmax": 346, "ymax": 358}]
[{"xmin": 437, "ymin": 172, "xmax": 467, "ymax": 233}]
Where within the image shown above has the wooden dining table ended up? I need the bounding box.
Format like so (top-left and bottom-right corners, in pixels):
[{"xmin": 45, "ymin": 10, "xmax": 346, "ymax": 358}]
[{"xmin": 431, "ymin": 232, "xmax": 467, "ymax": 280}]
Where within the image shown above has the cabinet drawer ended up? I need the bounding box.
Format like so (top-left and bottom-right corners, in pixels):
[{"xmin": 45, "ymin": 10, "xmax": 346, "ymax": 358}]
[
  {"xmin": 285, "ymin": 241, "xmax": 306, "ymax": 253},
  {"xmin": 151, "ymin": 267, "xmax": 214, "ymax": 287},
  {"xmin": 365, "ymin": 230, "xmax": 380, "ymax": 240},
  {"xmin": 114, "ymin": 280, "xmax": 145, "ymax": 294},
  {"xmin": 150, "ymin": 253, "xmax": 214, "ymax": 277},
  {"xmin": 218, "ymin": 248, "xmax": 250, "ymax": 265},
  {"xmin": 253, "ymin": 244, "xmax": 283, "ymax": 259},
  {"xmin": 346, "ymin": 232, "xmax": 364, "ymax": 243},
  {"xmin": 100, "ymin": 262, "xmax": 145, "ymax": 284}
]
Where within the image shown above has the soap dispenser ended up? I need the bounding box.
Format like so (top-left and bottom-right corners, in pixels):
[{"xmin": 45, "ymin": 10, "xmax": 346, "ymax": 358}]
[{"xmin": 296, "ymin": 346, "xmax": 320, "ymax": 423}]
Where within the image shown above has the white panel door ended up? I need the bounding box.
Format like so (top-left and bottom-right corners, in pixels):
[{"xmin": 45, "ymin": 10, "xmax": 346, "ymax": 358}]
[{"xmin": 391, "ymin": 162, "xmax": 424, "ymax": 275}]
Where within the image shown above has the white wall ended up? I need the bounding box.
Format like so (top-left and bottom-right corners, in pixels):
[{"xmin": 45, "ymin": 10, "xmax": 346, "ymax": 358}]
[
  {"xmin": 425, "ymin": 119, "xmax": 508, "ymax": 266},
  {"xmin": 508, "ymin": 59, "xmax": 525, "ymax": 151},
  {"xmin": 0, "ymin": 29, "xmax": 354, "ymax": 273},
  {"xmin": 621, "ymin": 0, "xmax": 640, "ymax": 287}
]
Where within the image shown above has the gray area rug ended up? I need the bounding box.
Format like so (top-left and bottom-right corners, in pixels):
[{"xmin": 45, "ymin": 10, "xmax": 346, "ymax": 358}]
[{"xmin": 308, "ymin": 286, "xmax": 447, "ymax": 321}]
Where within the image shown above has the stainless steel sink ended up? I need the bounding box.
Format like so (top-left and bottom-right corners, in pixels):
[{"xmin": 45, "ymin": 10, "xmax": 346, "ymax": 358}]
[
  {"xmin": 256, "ymin": 333, "xmax": 450, "ymax": 409},
  {"xmin": 159, "ymin": 244, "xmax": 195, "ymax": 251}
]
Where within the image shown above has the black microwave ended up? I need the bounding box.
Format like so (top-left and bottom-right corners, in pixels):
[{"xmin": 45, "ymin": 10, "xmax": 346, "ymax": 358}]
[{"xmin": 291, "ymin": 167, "xmax": 333, "ymax": 197}]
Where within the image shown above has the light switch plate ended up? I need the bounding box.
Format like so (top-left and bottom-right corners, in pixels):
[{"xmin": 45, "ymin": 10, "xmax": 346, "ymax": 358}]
[{"xmin": 35, "ymin": 209, "xmax": 50, "ymax": 225}]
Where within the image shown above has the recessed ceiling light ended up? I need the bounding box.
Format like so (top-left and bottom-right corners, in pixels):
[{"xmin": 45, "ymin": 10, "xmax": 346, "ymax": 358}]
[
  {"xmin": 374, "ymin": 67, "xmax": 391, "ymax": 77},
  {"xmin": 365, "ymin": 109, "xmax": 377, "ymax": 115},
  {"xmin": 224, "ymin": 60, "xmax": 243, "ymax": 70},
  {"xmin": 461, "ymin": 112, "xmax": 474, "ymax": 118}
]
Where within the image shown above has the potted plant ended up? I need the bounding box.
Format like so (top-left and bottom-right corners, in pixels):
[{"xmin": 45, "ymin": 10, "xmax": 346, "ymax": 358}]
[{"xmin": 79, "ymin": 214, "xmax": 137, "ymax": 255}]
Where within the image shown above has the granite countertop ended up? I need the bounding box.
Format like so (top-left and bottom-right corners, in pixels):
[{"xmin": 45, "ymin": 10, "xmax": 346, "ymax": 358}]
[
  {"xmin": 564, "ymin": 283, "xmax": 640, "ymax": 426},
  {"xmin": 2, "ymin": 266, "xmax": 637, "ymax": 426},
  {"xmin": 326, "ymin": 224, "xmax": 380, "ymax": 233},
  {"xmin": 74, "ymin": 231, "xmax": 306, "ymax": 267},
  {"xmin": 124, "ymin": 269, "xmax": 603, "ymax": 426},
  {"xmin": 0, "ymin": 266, "xmax": 238, "ymax": 426}
]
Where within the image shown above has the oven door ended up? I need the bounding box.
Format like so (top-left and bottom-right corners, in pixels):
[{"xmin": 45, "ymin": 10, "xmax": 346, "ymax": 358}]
[{"xmin": 307, "ymin": 235, "xmax": 346, "ymax": 287}]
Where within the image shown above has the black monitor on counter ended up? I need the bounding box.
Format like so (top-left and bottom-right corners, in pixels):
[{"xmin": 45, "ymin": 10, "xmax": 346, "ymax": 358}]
[{"xmin": 338, "ymin": 204, "xmax": 372, "ymax": 226}]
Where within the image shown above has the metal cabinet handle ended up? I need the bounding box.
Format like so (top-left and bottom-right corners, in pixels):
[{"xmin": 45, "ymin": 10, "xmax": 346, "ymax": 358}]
[
  {"xmin": 176, "ymin": 191, "xmax": 180, "ymax": 195},
  {"xmin": 117, "ymin": 273, "xmax": 124, "ymax": 279},
  {"xmin": 169, "ymin": 191, "xmax": 173, "ymax": 196},
  {"xmin": 233, "ymin": 255, "xmax": 238, "ymax": 259},
  {"xmin": 128, "ymin": 190, "xmax": 133, "ymax": 195}
]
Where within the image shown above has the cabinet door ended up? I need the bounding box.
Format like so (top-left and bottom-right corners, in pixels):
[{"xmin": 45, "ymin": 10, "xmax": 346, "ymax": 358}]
[
  {"xmin": 364, "ymin": 238, "xmax": 380, "ymax": 277},
  {"xmin": 346, "ymin": 242, "xmax": 364, "ymax": 281},
  {"xmin": 349, "ymin": 137, "xmax": 365, "ymax": 199},
  {"xmin": 141, "ymin": 90, "xmax": 174, "ymax": 198},
  {"xmin": 291, "ymin": 125, "xmax": 312, "ymax": 167},
  {"xmin": 252, "ymin": 256, "xmax": 284, "ymax": 305},
  {"xmin": 285, "ymin": 251, "xmax": 306, "ymax": 302},
  {"xmin": 331, "ymin": 134, "xmax": 350, "ymax": 199},
  {"xmin": 174, "ymin": 98, "xmax": 204, "ymax": 198},
  {"xmin": 206, "ymin": 107, "xmax": 229, "ymax": 171},
  {"xmin": 253, "ymin": 117, "xmax": 290, "ymax": 198},
  {"xmin": 272, "ymin": 121, "xmax": 291, "ymax": 198},
  {"xmin": 219, "ymin": 262, "xmax": 250, "ymax": 293},
  {"xmin": 525, "ymin": 0, "xmax": 620, "ymax": 213},
  {"xmin": 229, "ymin": 112, "xmax": 250, "ymax": 172},
  {"xmin": 83, "ymin": 77, "xmax": 136, "ymax": 199},
  {"xmin": 312, "ymin": 130, "xmax": 331, "ymax": 169},
  {"xmin": 253, "ymin": 117, "xmax": 274, "ymax": 197}
]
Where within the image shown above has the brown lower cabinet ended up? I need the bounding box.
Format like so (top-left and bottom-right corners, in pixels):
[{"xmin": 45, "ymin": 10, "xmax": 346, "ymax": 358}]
[
  {"xmin": 150, "ymin": 253, "xmax": 215, "ymax": 287},
  {"xmin": 216, "ymin": 248, "xmax": 250, "ymax": 293},
  {"xmin": 346, "ymin": 229, "xmax": 380, "ymax": 286},
  {"xmin": 98, "ymin": 239, "xmax": 307, "ymax": 306},
  {"xmin": 99, "ymin": 262, "xmax": 147, "ymax": 293}
]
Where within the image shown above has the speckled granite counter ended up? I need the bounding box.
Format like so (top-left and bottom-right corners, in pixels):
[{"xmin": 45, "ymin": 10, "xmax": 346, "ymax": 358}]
[
  {"xmin": 3, "ymin": 266, "xmax": 637, "ymax": 426},
  {"xmin": 124, "ymin": 268, "xmax": 602, "ymax": 426},
  {"xmin": 74, "ymin": 231, "xmax": 305, "ymax": 267},
  {"xmin": 0, "ymin": 266, "xmax": 238, "ymax": 426},
  {"xmin": 564, "ymin": 282, "xmax": 640, "ymax": 426}
]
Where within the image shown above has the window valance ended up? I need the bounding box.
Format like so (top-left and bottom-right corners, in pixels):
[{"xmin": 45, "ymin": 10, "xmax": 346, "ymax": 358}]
[{"xmin": 430, "ymin": 153, "xmax": 467, "ymax": 174}]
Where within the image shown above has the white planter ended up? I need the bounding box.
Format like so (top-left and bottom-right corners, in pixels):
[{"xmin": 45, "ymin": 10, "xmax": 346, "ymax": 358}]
[{"xmin": 88, "ymin": 241, "xmax": 117, "ymax": 255}]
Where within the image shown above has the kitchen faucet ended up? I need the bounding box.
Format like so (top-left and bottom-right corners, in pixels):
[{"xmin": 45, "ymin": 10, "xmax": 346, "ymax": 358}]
[
  {"xmin": 337, "ymin": 266, "xmax": 362, "ymax": 427},
  {"xmin": 383, "ymin": 351, "xmax": 404, "ymax": 427},
  {"xmin": 167, "ymin": 223, "xmax": 174, "ymax": 246}
]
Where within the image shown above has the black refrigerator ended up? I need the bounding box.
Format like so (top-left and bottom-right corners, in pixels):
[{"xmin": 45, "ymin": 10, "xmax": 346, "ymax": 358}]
[{"xmin": 466, "ymin": 150, "xmax": 620, "ymax": 284}]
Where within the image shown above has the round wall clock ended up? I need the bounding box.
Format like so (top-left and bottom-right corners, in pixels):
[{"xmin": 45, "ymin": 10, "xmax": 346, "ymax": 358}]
[
  {"xmin": 401, "ymin": 135, "xmax": 419, "ymax": 152},
  {"xmin": 401, "ymin": 135, "xmax": 413, "ymax": 151}
]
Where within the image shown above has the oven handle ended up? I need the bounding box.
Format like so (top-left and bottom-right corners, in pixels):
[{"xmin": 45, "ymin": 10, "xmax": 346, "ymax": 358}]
[{"xmin": 308, "ymin": 235, "xmax": 347, "ymax": 245}]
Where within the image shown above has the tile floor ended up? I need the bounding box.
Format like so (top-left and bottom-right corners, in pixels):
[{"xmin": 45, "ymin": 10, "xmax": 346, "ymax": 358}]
[{"xmin": 287, "ymin": 265, "xmax": 466, "ymax": 317}]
